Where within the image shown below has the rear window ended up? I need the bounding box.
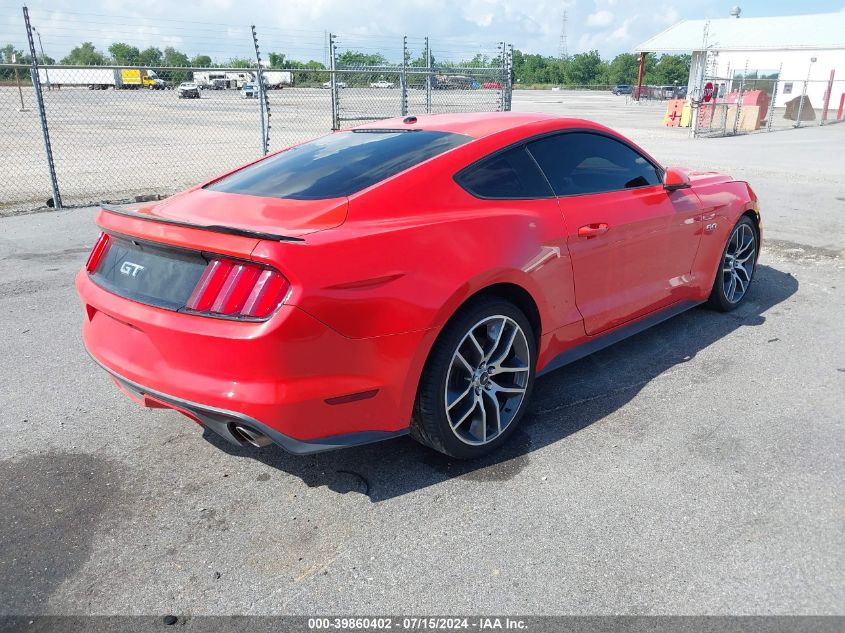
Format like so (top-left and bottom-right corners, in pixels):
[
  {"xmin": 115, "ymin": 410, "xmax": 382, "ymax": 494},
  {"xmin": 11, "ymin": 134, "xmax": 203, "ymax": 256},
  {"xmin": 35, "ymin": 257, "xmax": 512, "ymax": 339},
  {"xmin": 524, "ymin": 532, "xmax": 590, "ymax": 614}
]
[{"xmin": 206, "ymin": 130, "xmax": 470, "ymax": 200}]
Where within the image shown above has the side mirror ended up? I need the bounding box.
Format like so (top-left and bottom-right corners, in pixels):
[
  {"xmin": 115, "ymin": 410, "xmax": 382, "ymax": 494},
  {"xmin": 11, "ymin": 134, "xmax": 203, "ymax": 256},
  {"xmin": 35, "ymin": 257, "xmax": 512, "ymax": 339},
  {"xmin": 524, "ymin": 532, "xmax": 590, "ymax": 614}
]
[{"xmin": 663, "ymin": 167, "xmax": 691, "ymax": 192}]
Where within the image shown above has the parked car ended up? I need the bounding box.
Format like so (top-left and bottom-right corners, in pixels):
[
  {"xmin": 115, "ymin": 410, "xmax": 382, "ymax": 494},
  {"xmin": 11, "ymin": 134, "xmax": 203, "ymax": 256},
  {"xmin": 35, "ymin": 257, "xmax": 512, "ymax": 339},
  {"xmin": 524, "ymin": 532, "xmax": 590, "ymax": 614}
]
[
  {"xmin": 77, "ymin": 112, "xmax": 761, "ymax": 459},
  {"xmin": 661, "ymin": 85, "xmax": 677, "ymax": 99},
  {"xmin": 611, "ymin": 84, "xmax": 633, "ymax": 95},
  {"xmin": 321, "ymin": 81, "xmax": 348, "ymax": 89},
  {"xmin": 177, "ymin": 82, "xmax": 200, "ymax": 99},
  {"xmin": 482, "ymin": 82, "xmax": 503, "ymax": 89},
  {"xmin": 240, "ymin": 83, "xmax": 259, "ymax": 98},
  {"xmin": 370, "ymin": 80, "xmax": 394, "ymax": 88},
  {"xmin": 433, "ymin": 75, "xmax": 477, "ymax": 90}
]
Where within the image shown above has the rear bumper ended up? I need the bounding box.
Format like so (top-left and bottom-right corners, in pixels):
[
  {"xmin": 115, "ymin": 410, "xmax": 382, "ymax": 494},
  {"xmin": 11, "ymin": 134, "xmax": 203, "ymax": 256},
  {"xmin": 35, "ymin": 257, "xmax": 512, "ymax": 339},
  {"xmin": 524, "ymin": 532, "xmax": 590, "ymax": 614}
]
[
  {"xmin": 77, "ymin": 269, "xmax": 429, "ymax": 448},
  {"xmin": 99, "ymin": 360, "xmax": 407, "ymax": 454}
]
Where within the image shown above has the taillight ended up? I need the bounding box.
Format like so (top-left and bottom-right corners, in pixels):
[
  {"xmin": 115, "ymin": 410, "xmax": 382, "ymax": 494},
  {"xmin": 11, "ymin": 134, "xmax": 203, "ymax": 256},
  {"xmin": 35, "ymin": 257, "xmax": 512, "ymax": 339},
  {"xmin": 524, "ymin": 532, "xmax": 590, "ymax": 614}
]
[
  {"xmin": 85, "ymin": 232, "xmax": 111, "ymax": 272},
  {"xmin": 186, "ymin": 258, "xmax": 290, "ymax": 319}
]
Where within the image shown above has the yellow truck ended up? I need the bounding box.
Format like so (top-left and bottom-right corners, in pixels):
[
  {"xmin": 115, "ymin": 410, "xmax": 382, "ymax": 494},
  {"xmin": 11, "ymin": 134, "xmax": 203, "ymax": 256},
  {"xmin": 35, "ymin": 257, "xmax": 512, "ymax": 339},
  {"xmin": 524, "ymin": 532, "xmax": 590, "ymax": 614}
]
[{"xmin": 119, "ymin": 68, "xmax": 163, "ymax": 88}]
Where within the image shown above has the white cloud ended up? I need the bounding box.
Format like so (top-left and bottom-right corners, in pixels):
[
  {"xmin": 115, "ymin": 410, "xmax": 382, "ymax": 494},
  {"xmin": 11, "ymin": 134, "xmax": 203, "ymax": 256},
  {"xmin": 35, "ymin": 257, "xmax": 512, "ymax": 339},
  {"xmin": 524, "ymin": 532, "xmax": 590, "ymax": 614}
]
[
  {"xmin": 587, "ymin": 10, "xmax": 614, "ymax": 27},
  {"xmin": 12, "ymin": 0, "xmax": 714, "ymax": 62}
]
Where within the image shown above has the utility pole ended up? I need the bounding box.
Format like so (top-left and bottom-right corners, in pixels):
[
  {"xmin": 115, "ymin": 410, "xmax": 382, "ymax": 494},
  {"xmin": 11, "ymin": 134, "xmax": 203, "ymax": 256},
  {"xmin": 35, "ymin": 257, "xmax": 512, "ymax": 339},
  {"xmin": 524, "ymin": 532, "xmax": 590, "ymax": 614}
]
[{"xmin": 559, "ymin": 9, "xmax": 568, "ymax": 60}]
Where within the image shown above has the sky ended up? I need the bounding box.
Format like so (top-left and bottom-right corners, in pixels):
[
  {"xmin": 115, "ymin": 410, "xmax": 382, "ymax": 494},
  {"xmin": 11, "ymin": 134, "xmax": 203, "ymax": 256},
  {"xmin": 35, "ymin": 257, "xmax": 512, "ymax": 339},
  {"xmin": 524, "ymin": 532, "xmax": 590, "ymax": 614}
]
[{"xmin": 2, "ymin": 0, "xmax": 844, "ymax": 63}]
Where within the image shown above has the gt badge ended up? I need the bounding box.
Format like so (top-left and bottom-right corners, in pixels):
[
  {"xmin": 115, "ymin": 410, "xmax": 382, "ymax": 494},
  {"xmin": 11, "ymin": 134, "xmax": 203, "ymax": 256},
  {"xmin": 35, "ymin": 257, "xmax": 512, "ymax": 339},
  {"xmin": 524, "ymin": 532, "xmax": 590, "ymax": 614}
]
[{"xmin": 120, "ymin": 261, "xmax": 145, "ymax": 277}]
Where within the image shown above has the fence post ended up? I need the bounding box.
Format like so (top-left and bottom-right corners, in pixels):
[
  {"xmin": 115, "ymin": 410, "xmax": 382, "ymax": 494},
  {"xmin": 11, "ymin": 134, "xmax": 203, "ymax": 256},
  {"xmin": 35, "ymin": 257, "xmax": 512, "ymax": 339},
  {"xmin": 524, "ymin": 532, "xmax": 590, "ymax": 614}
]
[
  {"xmin": 767, "ymin": 63, "xmax": 782, "ymax": 133},
  {"xmin": 251, "ymin": 25, "xmax": 268, "ymax": 155},
  {"xmin": 425, "ymin": 37, "xmax": 432, "ymax": 114},
  {"xmin": 498, "ymin": 41, "xmax": 506, "ymax": 111},
  {"xmin": 795, "ymin": 58, "xmax": 815, "ymax": 128},
  {"xmin": 401, "ymin": 36, "xmax": 408, "ymax": 116},
  {"xmin": 506, "ymin": 43, "xmax": 514, "ymax": 111},
  {"xmin": 23, "ymin": 6, "xmax": 61, "ymax": 209},
  {"xmin": 329, "ymin": 33, "xmax": 339, "ymax": 130},
  {"xmin": 732, "ymin": 62, "xmax": 746, "ymax": 135}
]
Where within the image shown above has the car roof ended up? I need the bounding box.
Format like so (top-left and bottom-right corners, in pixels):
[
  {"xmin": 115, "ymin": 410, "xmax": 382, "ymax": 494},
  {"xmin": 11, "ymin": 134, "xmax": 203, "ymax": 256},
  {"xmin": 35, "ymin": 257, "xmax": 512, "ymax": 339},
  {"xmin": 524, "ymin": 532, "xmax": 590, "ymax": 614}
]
[{"xmin": 353, "ymin": 112, "xmax": 613, "ymax": 140}]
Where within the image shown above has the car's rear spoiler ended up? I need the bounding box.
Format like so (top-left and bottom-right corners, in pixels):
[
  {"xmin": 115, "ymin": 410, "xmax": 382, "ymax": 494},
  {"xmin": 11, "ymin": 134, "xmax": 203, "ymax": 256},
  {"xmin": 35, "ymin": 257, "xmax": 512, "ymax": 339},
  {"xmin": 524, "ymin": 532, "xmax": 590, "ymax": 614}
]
[{"xmin": 100, "ymin": 204, "xmax": 305, "ymax": 243}]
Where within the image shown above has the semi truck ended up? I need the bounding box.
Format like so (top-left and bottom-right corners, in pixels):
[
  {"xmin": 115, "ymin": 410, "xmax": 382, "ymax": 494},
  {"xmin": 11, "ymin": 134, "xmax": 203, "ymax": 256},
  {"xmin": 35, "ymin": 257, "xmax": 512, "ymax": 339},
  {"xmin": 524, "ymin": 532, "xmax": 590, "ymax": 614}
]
[{"xmin": 37, "ymin": 67, "xmax": 165, "ymax": 90}]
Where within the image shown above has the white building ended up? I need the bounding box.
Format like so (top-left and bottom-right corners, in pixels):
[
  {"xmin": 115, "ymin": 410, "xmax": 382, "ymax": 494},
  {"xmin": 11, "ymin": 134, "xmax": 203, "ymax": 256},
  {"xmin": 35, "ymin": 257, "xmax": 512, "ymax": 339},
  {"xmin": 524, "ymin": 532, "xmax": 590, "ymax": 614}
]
[{"xmin": 634, "ymin": 11, "xmax": 845, "ymax": 111}]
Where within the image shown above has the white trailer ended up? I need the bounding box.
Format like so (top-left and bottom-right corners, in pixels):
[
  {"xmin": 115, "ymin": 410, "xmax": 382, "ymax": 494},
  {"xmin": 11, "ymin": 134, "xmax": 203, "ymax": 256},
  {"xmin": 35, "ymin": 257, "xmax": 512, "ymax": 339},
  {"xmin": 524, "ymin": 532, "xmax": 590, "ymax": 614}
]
[
  {"xmin": 37, "ymin": 67, "xmax": 117, "ymax": 89},
  {"xmin": 192, "ymin": 70, "xmax": 255, "ymax": 89},
  {"xmin": 261, "ymin": 70, "xmax": 293, "ymax": 88}
]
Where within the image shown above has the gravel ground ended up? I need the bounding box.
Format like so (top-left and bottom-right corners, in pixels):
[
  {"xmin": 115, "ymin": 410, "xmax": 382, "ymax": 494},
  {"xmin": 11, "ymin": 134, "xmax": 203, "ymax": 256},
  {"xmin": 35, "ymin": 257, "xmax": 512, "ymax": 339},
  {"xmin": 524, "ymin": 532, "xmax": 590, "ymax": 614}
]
[{"xmin": 0, "ymin": 100, "xmax": 843, "ymax": 617}]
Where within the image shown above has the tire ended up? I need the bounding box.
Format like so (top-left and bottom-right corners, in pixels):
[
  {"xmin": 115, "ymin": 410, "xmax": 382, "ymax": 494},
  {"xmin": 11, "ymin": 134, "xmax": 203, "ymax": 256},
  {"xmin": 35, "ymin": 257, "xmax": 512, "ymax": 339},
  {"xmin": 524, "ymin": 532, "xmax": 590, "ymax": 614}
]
[
  {"xmin": 707, "ymin": 215, "xmax": 758, "ymax": 312},
  {"xmin": 411, "ymin": 297, "xmax": 536, "ymax": 459}
]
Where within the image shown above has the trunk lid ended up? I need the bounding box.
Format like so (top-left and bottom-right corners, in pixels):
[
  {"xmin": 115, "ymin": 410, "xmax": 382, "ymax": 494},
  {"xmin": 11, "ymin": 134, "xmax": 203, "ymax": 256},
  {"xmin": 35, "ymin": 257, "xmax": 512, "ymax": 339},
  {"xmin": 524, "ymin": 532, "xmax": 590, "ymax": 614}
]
[
  {"xmin": 89, "ymin": 233, "xmax": 209, "ymax": 311},
  {"xmin": 133, "ymin": 188, "xmax": 348, "ymax": 239}
]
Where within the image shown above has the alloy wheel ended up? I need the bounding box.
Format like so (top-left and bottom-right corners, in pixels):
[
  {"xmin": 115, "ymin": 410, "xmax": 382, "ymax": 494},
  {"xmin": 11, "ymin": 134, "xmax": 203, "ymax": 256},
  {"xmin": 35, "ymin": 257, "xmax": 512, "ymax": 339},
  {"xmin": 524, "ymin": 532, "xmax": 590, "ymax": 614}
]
[
  {"xmin": 444, "ymin": 315, "xmax": 531, "ymax": 446},
  {"xmin": 721, "ymin": 222, "xmax": 756, "ymax": 304}
]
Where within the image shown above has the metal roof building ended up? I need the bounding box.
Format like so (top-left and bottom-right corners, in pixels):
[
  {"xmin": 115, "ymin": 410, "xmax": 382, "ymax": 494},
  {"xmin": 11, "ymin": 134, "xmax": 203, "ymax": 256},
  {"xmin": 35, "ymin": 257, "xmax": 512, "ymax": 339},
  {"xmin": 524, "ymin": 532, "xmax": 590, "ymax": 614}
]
[
  {"xmin": 635, "ymin": 12, "xmax": 845, "ymax": 54},
  {"xmin": 633, "ymin": 12, "xmax": 845, "ymax": 109}
]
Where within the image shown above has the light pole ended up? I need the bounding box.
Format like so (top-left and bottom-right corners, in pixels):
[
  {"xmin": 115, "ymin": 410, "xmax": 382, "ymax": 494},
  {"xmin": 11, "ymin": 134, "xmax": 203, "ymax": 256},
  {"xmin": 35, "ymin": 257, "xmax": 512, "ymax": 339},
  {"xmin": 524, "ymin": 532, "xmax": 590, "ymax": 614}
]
[
  {"xmin": 11, "ymin": 52, "xmax": 28, "ymax": 111},
  {"xmin": 33, "ymin": 27, "xmax": 50, "ymax": 90}
]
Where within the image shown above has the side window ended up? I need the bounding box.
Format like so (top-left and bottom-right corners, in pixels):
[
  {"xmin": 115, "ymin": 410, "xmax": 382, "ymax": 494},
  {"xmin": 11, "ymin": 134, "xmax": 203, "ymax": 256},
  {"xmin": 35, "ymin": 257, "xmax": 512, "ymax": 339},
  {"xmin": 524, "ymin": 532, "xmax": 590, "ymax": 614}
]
[
  {"xmin": 527, "ymin": 132, "xmax": 661, "ymax": 196},
  {"xmin": 456, "ymin": 146, "xmax": 553, "ymax": 199}
]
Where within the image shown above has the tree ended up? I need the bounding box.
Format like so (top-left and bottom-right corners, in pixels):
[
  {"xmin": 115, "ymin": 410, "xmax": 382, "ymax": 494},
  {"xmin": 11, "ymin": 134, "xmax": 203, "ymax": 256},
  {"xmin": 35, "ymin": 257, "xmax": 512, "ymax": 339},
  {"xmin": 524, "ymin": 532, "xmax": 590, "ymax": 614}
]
[
  {"xmin": 1, "ymin": 43, "xmax": 31, "ymax": 80},
  {"xmin": 227, "ymin": 57, "xmax": 254, "ymax": 68},
  {"xmin": 409, "ymin": 51, "xmax": 435, "ymax": 67},
  {"xmin": 137, "ymin": 47, "xmax": 163, "ymax": 67},
  {"xmin": 268, "ymin": 52, "xmax": 286, "ymax": 68},
  {"xmin": 606, "ymin": 53, "xmax": 640, "ymax": 85},
  {"xmin": 61, "ymin": 42, "xmax": 107, "ymax": 65},
  {"xmin": 108, "ymin": 42, "xmax": 140, "ymax": 66},
  {"xmin": 337, "ymin": 50, "xmax": 387, "ymax": 67},
  {"xmin": 460, "ymin": 53, "xmax": 490, "ymax": 68},
  {"xmin": 647, "ymin": 54, "xmax": 690, "ymax": 85},
  {"xmin": 163, "ymin": 46, "xmax": 190, "ymax": 67},
  {"xmin": 191, "ymin": 54, "xmax": 212, "ymax": 67},
  {"xmin": 566, "ymin": 50, "xmax": 607, "ymax": 86},
  {"xmin": 2, "ymin": 43, "xmax": 29, "ymax": 64}
]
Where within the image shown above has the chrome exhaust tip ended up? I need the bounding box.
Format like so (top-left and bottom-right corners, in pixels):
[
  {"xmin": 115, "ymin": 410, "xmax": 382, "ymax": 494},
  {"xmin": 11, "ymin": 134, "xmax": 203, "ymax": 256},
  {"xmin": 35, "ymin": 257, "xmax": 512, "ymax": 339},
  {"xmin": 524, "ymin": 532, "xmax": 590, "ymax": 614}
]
[{"xmin": 232, "ymin": 424, "xmax": 273, "ymax": 448}]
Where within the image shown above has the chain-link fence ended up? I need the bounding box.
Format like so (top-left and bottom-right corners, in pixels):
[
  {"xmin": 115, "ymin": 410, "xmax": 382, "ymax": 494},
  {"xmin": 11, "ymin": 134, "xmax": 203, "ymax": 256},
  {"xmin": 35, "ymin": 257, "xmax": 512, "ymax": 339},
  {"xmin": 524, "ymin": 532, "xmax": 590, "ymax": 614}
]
[
  {"xmin": 0, "ymin": 68, "xmax": 53, "ymax": 212},
  {"xmin": 691, "ymin": 65, "xmax": 845, "ymax": 138},
  {"xmin": 1, "ymin": 17, "xmax": 513, "ymax": 214}
]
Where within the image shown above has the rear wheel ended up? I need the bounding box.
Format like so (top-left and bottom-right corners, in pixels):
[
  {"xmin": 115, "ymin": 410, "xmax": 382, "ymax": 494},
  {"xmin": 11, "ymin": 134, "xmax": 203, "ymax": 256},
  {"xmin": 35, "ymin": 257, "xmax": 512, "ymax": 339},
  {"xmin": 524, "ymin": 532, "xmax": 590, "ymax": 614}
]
[
  {"xmin": 708, "ymin": 216, "xmax": 758, "ymax": 311},
  {"xmin": 411, "ymin": 298, "xmax": 536, "ymax": 459}
]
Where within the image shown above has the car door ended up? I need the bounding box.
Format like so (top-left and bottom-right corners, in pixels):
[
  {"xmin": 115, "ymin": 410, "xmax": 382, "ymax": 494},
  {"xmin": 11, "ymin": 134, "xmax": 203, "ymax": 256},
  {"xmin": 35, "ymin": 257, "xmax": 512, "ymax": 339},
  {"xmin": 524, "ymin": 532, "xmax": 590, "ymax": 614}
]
[
  {"xmin": 454, "ymin": 144, "xmax": 582, "ymax": 336},
  {"xmin": 527, "ymin": 131, "xmax": 702, "ymax": 335}
]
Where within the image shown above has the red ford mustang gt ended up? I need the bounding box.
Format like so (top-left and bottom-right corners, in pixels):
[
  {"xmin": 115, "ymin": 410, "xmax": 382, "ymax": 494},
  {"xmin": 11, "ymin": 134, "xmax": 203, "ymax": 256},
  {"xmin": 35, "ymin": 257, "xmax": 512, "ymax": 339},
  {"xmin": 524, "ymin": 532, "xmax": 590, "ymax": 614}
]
[{"xmin": 77, "ymin": 112, "xmax": 760, "ymax": 459}]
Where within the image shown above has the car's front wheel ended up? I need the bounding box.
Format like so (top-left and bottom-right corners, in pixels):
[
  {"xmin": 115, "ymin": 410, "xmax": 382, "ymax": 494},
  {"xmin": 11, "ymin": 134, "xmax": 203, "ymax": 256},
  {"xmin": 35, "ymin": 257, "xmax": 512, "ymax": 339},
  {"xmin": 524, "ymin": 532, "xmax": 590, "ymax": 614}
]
[
  {"xmin": 412, "ymin": 297, "xmax": 536, "ymax": 459},
  {"xmin": 708, "ymin": 216, "xmax": 758, "ymax": 311}
]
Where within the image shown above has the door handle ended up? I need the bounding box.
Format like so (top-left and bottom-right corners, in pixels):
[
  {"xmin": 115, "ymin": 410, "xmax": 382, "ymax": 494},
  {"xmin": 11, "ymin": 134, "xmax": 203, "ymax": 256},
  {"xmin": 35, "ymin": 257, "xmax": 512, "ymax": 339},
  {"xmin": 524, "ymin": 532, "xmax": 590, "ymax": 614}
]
[{"xmin": 577, "ymin": 223, "xmax": 609, "ymax": 238}]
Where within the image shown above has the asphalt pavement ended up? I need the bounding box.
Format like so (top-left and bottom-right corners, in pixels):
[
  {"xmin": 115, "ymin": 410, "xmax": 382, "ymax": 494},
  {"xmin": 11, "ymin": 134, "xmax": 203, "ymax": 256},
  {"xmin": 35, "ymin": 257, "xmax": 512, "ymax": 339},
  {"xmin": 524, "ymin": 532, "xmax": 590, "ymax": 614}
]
[{"xmin": 0, "ymin": 120, "xmax": 842, "ymax": 617}]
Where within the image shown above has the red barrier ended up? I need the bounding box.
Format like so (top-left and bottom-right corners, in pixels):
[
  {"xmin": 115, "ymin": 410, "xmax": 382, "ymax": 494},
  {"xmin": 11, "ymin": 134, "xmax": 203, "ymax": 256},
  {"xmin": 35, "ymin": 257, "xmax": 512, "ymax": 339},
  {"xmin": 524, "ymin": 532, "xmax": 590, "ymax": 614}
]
[
  {"xmin": 821, "ymin": 70, "xmax": 835, "ymax": 122},
  {"xmin": 838, "ymin": 93, "xmax": 845, "ymax": 121}
]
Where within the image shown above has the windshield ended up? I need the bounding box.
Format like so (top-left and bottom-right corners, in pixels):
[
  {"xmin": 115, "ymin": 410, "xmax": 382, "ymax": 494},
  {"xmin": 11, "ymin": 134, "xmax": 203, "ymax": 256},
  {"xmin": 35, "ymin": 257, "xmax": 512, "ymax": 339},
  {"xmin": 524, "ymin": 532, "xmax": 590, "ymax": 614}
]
[{"xmin": 206, "ymin": 130, "xmax": 470, "ymax": 200}]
